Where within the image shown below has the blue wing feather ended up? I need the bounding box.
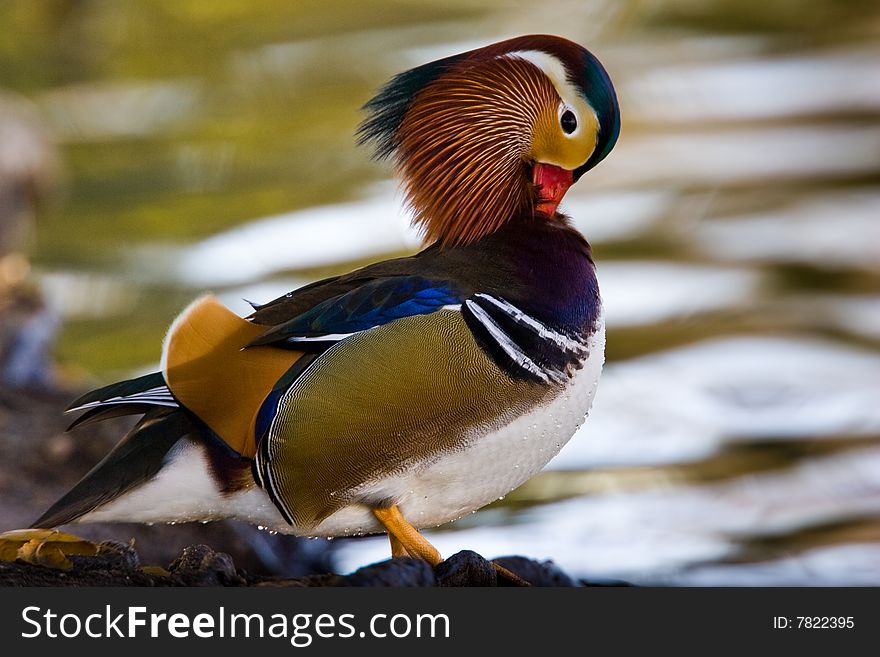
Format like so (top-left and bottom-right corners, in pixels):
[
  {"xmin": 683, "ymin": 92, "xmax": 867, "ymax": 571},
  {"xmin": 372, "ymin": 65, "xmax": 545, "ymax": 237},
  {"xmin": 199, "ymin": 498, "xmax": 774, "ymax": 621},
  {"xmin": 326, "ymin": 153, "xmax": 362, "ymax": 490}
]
[{"xmin": 250, "ymin": 276, "xmax": 463, "ymax": 346}]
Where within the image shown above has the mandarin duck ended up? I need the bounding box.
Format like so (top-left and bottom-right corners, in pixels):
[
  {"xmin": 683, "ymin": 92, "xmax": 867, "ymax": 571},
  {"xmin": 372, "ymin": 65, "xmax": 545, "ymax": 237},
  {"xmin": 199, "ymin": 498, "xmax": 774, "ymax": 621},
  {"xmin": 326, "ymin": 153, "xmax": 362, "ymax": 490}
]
[{"xmin": 4, "ymin": 35, "xmax": 619, "ymax": 576}]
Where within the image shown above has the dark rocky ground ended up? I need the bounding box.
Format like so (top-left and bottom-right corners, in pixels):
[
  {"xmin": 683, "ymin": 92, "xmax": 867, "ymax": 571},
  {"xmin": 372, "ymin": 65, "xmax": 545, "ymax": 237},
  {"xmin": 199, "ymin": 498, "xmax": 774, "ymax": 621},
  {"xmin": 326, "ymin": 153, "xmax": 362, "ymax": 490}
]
[
  {"xmin": 0, "ymin": 385, "xmax": 606, "ymax": 587},
  {"xmin": 0, "ymin": 543, "xmax": 590, "ymax": 587}
]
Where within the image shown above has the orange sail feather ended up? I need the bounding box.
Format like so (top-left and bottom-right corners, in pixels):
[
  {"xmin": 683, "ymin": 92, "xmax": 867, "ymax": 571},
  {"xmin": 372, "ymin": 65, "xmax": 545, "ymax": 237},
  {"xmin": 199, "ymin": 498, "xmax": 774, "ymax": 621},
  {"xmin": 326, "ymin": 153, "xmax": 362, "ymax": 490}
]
[{"xmin": 161, "ymin": 295, "xmax": 302, "ymax": 458}]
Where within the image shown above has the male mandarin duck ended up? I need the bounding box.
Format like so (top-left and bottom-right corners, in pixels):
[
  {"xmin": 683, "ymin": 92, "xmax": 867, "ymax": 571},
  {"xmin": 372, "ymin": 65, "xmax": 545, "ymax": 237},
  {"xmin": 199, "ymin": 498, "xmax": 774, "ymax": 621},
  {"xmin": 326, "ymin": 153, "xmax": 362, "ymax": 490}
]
[{"xmin": 3, "ymin": 35, "xmax": 619, "ymax": 576}]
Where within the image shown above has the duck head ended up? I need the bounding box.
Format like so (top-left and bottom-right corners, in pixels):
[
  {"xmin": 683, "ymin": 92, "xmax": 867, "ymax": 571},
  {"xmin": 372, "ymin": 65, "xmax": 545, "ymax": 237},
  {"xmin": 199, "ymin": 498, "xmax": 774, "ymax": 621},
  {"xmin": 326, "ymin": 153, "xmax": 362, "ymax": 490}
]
[{"xmin": 358, "ymin": 35, "xmax": 620, "ymax": 247}]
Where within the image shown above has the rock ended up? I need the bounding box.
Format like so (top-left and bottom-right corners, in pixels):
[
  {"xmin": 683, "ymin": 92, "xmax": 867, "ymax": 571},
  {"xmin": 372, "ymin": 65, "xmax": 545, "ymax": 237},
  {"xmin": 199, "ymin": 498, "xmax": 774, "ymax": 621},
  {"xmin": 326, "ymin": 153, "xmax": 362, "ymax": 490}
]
[
  {"xmin": 0, "ymin": 540, "xmax": 158, "ymax": 586},
  {"xmin": 0, "ymin": 541, "xmax": 591, "ymax": 587},
  {"xmin": 493, "ymin": 555, "xmax": 580, "ymax": 587},
  {"xmin": 340, "ymin": 557, "xmax": 436, "ymax": 587},
  {"xmin": 168, "ymin": 544, "xmax": 246, "ymax": 586},
  {"xmin": 93, "ymin": 541, "xmax": 141, "ymax": 571},
  {"xmin": 436, "ymin": 550, "xmax": 497, "ymax": 586}
]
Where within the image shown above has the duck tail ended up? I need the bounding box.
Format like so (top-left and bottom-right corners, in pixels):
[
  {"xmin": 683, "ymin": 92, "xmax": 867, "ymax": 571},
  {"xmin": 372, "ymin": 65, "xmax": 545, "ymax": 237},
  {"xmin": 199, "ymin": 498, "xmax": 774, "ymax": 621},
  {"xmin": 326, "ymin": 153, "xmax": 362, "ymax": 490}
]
[
  {"xmin": 32, "ymin": 407, "xmax": 196, "ymax": 529},
  {"xmin": 64, "ymin": 371, "xmax": 179, "ymax": 430}
]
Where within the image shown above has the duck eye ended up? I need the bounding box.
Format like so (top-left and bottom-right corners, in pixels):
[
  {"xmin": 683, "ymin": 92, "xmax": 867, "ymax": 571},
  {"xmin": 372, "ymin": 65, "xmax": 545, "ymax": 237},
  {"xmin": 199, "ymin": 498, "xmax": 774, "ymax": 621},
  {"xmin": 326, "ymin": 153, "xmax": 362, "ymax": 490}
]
[{"xmin": 560, "ymin": 109, "xmax": 577, "ymax": 135}]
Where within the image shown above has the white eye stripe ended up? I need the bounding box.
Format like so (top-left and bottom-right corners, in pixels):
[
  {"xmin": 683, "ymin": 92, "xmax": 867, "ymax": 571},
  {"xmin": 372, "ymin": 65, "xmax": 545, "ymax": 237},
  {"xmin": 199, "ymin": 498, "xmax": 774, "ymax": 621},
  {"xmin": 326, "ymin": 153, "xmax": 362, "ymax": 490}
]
[
  {"xmin": 504, "ymin": 50, "xmax": 576, "ymax": 100},
  {"xmin": 504, "ymin": 49, "xmax": 599, "ymax": 136}
]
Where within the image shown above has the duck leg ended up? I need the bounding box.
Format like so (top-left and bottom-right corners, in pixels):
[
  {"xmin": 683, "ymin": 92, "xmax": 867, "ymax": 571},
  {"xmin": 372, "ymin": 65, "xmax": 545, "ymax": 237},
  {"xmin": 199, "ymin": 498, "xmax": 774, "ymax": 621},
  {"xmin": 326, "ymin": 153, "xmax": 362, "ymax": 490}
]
[
  {"xmin": 371, "ymin": 505, "xmax": 530, "ymax": 585},
  {"xmin": 388, "ymin": 532, "xmax": 413, "ymax": 558},
  {"xmin": 372, "ymin": 505, "xmax": 441, "ymax": 566}
]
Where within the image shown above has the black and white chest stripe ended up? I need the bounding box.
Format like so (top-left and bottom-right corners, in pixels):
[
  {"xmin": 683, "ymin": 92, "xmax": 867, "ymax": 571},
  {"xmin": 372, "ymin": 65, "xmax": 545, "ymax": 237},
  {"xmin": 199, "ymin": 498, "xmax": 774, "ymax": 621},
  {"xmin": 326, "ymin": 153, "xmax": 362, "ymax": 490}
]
[{"xmin": 461, "ymin": 293, "xmax": 589, "ymax": 384}]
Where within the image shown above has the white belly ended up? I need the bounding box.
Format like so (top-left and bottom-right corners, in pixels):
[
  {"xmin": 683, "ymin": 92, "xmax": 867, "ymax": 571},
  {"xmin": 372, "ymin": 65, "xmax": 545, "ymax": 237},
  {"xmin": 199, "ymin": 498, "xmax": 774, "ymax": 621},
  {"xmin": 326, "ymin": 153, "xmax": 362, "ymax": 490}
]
[{"xmin": 81, "ymin": 317, "xmax": 606, "ymax": 538}]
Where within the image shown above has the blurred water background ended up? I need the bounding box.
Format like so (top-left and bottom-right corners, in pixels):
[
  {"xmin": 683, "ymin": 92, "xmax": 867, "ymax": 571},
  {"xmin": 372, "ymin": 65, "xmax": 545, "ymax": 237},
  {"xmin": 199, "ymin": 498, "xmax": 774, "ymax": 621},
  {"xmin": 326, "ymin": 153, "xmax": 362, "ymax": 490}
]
[{"xmin": 1, "ymin": 0, "xmax": 879, "ymax": 584}]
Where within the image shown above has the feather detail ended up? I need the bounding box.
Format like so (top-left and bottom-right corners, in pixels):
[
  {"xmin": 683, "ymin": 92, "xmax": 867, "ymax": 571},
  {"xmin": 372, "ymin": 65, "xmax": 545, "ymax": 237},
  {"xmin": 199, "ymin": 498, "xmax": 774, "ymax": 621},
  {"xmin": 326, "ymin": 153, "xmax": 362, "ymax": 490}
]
[
  {"xmin": 357, "ymin": 51, "xmax": 468, "ymax": 160},
  {"xmin": 161, "ymin": 295, "xmax": 303, "ymax": 458},
  {"xmin": 248, "ymin": 276, "xmax": 463, "ymax": 348},
  {"xmin": 33, "ymin": 408, "xmax": 193, "ymax": 529},
  {"xmin": 396, "ymin": 55, "xmax": 558, "ymax": 248},
  {"xmin": 66, "ymin": 372, "xmax": 172, "ymax": 412},
  {"xmin": 65, "ymin": 372, "xmax": 179, "ymax": 431}
]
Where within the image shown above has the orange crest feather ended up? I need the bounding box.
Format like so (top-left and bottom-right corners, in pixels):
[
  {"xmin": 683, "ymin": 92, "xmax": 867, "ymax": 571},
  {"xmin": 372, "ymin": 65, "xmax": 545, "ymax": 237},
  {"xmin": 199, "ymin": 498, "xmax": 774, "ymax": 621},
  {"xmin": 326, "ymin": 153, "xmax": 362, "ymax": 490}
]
[{"xmin": 396, "ymin": 56, "xmax": 560, "ymax": 248}]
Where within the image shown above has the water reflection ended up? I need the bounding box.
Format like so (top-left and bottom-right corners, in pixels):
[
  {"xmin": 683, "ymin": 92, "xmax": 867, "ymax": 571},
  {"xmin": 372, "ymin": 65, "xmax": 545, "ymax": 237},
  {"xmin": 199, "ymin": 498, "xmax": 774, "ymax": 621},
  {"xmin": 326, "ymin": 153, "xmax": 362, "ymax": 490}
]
[
  {"xmin": 336, "ymin": 445, "xmax": 880, "ymax": 584},
  {"xmin": 695, "ymin": 191, "xmax": 880, "ymax": 268},
  {"xmin": 2, "ymin": 0, "xmax": 878, "ymax": 583},
  {"xmin": 172, "ymin": 184, "xmax": 420, "ymax": 287}
]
